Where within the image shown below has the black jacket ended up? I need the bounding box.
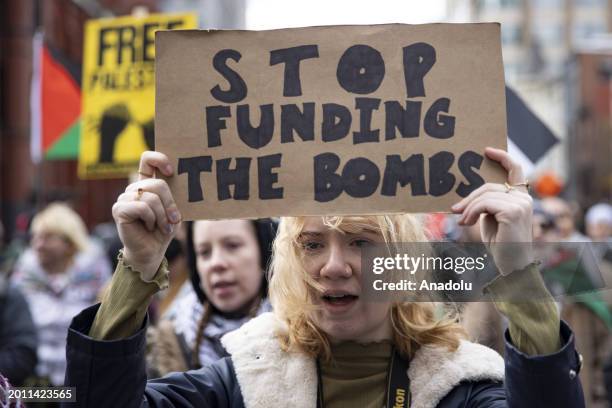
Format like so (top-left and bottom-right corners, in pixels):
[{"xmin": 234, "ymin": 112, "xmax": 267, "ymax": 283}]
[
  {"xmin": 0, "ymin": 284, "xmax": 37, "ymax": 385},
  {"xmin": 64, "ymin": 304, "xmax": 584, "ymax": 407}
]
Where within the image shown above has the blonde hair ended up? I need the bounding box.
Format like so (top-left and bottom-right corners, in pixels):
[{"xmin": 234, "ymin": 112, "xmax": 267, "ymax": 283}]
[
  {"xmin": 268, "ymin": 215, "xmax": 466, "ymax": 361},
  {"xmin": 31, "ymin": 202, "xmax": 89, "ymax": 253}
]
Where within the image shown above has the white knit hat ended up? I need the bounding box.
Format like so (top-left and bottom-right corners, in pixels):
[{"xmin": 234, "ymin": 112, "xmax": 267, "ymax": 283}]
[{"xmin": 586, "ymin": 203, "xmax": 612, "ymax": 227}]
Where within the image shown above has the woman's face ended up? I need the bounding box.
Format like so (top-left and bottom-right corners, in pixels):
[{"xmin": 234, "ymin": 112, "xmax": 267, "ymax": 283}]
[
  {"xmin": 299, "ymin": 217, "xmax": 391, "ymax": 343},
  {"xmin": 193, "ymin": 220, "xmax": 262, "ymax": 313},
  {"xmin": 31, "ymin": 230, "xmax": 74, "ymax": 272}
]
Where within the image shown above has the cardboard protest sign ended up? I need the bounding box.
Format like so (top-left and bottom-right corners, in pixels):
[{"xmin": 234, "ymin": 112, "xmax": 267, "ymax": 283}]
[
  {"xmin": 155, "ymin": 24, "xmax": 507, "ymax": 220},
  {"xmin": 78, "ymin": 12, "xmax": 197, "ymax": 179}
]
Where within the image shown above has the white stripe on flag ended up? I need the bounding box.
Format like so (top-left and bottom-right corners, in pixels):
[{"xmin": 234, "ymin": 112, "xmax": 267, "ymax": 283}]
[
  {"xmin": 30, "ymin": 31, "xmax": 43, "ymax": 164},
  {"xmin": 507, "ymin": 138, "xmax": 535, "ymax": 177}
]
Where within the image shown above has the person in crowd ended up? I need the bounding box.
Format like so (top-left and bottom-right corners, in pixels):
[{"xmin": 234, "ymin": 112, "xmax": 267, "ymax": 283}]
[
  {"xmin": 64, "ymin": 149, "xmax": 584, "ymax": 407},
  {"xmin": 0, "ymin": 373, "xmax": 24, "ymax": 408},
  {"xmin": 541, "ymin": 197, "xmax": 589, "ymax": 242},
  {"xmin": 0, "ymin": 221, "xmax": 25, "ymax": 278},
  {"xmin": 0, "ymin": 278, "xmax": 37, "ymax": 386},
  {"xmin": 155, "ymin": 237, "xmax": 190, "ymax": 319},
  {"xmin": 585, "ymin": 203, "xmax": 612, "ymax": 241},
  {"xmin": 0, "ymin": 222, "xmax": 9, "ymax": 275},
  {"xmin": 91, "ymin": 222, "xmax": 124, "ymax": 272},
  {"xmin": 146, "ymin": 220, "xmax": 274, "ymax": 377},
  {"xmin": 584, "ymin": 203, "xmax": 612, "ymax": 407},
  {"xmin": 585, "ymin": 203, "xmax": 612, "ymax": 263},
  {"xmin": 532, "ymin": 202, "xmax": 556, "ymax": 243},
  {"xmin": 11, "ymin": 203, "xmax": 111, "ymax": 386},
  {"xmin": 604, "ymin": 351, "xmax": 612, "ymax": 407},
  {"xmin": 0, "ymin": 220, "xmax": 37, "ymax": 387},
  {"xmin": 532, "ymin": 200, "xmax": 611, "ymax": 407},
  {"xmin": 538, "ymin": 197, "xmax": 606, "ymax": 292},
  {"xmin": 148, "ymin": 224, "xmax": 194, "ymax": 321}
]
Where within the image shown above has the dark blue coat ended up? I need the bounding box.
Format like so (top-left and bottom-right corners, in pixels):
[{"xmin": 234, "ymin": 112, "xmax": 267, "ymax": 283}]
[{"xmin": 63, "ymin": 304, "xmax": 584, "ymax": 407}]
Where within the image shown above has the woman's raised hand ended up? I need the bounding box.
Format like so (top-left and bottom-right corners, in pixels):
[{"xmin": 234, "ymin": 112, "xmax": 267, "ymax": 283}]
[
  {"xmin": 112, "ymin": 151, "xmax": 182, "ymax": 280},
  {"xmin": 451, "ymin": 147, "xmax": 533, "ymax": 273}
]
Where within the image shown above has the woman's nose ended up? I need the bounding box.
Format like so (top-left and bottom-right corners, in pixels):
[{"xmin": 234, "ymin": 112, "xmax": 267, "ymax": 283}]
[
  {"xmin": 208, "ymin": 248, "xmax": 229, "ymax": 272},
  {"xmin": 320, "ymin": 243, "xmax": 352, "ymax": 280}
]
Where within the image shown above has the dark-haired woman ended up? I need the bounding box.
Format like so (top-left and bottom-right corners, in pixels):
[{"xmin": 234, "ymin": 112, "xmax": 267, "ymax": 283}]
[{"xmin": 147, "ymin": 219, "xmax": 275, "ymax": 376}]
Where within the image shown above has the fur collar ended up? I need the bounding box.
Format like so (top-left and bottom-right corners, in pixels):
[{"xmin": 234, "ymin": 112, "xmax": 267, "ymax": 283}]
[
  {"xmin": 408, "ymin": 338, "xmax": 504, "ymax": 408},
  {"xmin": 222, "ymin": 312, "xmax": 504, "ymax": 408}
]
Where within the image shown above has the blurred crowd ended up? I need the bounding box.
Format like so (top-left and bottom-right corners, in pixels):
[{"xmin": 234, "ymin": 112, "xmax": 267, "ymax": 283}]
[
  {"xmin": 439, "ymin": 197, "xmax": 612, "ymax": 408},
  {"xmin": 0, "ymin": 194, "xmax": 610, "ymax": 406}
]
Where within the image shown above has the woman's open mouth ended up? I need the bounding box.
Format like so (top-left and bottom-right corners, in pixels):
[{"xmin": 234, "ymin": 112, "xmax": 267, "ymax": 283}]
[{"xmin": 321, "ymin": 292, "xmax": 358, "ymax": 313}]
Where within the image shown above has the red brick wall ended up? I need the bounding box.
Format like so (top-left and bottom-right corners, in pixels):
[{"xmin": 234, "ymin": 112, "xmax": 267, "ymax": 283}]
[{"xmin": 0, "ymin": 0, "xmax": 159, "ymax": 240}]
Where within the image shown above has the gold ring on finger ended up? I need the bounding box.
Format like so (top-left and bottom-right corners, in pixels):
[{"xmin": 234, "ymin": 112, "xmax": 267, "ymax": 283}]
[
  {"xmin": 136, "ymin": 188, "xmax": 145, "ymax": 200},
  {"xmin": 512, "ymin": 180, "xmax": 530, "ymax": 190},
  {"xmin": 504, "ymin": 182, "xmax": 514, "ymax": 193}
]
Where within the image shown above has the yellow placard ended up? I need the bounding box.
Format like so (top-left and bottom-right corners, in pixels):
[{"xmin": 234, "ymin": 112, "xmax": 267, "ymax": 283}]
[{"xmin": 79, "ymin": 12, "xmax": 197, "ymax": 179}]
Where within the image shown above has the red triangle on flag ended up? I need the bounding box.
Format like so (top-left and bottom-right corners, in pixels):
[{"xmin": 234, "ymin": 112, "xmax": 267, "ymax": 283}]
[{"xmin": 41, "ymin": 45, "xmax": 81, "ymax": 153}]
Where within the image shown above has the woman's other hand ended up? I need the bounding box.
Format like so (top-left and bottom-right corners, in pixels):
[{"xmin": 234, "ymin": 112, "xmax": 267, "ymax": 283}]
[{"xmin": 112, "ymin": 151, "xmax": 182, "ymax": 280}]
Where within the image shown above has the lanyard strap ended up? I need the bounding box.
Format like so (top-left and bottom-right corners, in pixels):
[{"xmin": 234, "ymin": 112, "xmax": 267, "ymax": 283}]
[
  {"xmin": 387, "ymin": 348, "xmax": 411, "ymax": 408},
  {"xmin": 316, "ymin": 348, "xmax": 411, "ymax": 408}
]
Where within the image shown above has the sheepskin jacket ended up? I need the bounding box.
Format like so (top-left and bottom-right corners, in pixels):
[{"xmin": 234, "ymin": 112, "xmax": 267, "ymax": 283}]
[
  {"xmin": 220, "ymin": 312, "xmax": 505, "ymax": 408},
  {"xmin": 65, "ymin": 304, "xmax": 585, "ymax": 408}
]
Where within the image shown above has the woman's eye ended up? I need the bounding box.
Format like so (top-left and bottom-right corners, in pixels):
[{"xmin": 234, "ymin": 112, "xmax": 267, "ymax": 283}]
[
  {"xmin": 351, "ymin": 239, "xmax": 372, "ymax": 248},
  {"xmin": 302, "ymin": 241, "xmax": 323, "ymax": 251},
  {"xmin": 197, "ymin": 249, "xmax": 211, "ymax": 258},
  {"xmin": 225, "ymin": 241, "xmax": 243, "ymax": 251}
]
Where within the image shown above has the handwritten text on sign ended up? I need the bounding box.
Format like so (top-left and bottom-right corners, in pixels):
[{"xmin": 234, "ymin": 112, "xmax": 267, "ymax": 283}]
[{"xmin": 155, "ymin": 24, "xmax": 507, "ymax": 220}]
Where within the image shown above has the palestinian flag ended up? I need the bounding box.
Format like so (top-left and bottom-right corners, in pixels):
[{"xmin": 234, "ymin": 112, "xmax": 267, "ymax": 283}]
[{"xmin": 31, "ymin": 32, "xmax": 81, "ymax": 162}]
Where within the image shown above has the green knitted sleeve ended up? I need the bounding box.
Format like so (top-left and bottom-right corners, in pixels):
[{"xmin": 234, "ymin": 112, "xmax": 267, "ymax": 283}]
[{"xmin": 89, "ymin": 251, "xmax": 169, "ymax": 340}]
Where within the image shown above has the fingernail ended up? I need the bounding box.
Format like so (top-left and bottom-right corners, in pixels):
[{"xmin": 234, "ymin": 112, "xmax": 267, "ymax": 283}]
[
  {"xmin": 165, "ymin": 224, "xmax": 174, "ymax": 234},
  {"xmin": 168, "ymin": 209, "xmax": 181, "ymax": 223},
  {"xmin": 453, "ymin": 200, "xmax": 465, "ymax": 211},
  {"xmin": 168, "ymin": 210, "xmax": 181, "ymax": 224},
  {"xmin": 165, "ymin": 164, "xmax": 173, "ymax": 175}
]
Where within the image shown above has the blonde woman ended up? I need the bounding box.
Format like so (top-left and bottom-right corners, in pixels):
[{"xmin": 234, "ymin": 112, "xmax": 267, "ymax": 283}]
[
  {"xmin": 12, "ymin": 203, "xmax": 111, "ymax": 386},
  {"xmin": 64, "ymin": 150, "xmax": 584, "ymax": 407}
]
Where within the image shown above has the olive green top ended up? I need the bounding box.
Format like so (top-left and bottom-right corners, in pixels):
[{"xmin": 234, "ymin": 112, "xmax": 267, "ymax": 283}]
[{"xmin": 320, "ymin": 341, "xmax": 392, "ymax": 408}]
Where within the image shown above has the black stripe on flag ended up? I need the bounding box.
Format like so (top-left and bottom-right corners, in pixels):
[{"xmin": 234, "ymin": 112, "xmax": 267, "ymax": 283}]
[{"xmin": 506, "ymin": 85, "xmax": 559, "ymax": 164}]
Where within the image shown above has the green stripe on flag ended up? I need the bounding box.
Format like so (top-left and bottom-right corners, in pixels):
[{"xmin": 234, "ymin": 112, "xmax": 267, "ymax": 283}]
[{"xmin": 45, "ymin": 119, "xmax": 80, "ymax": 159}]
